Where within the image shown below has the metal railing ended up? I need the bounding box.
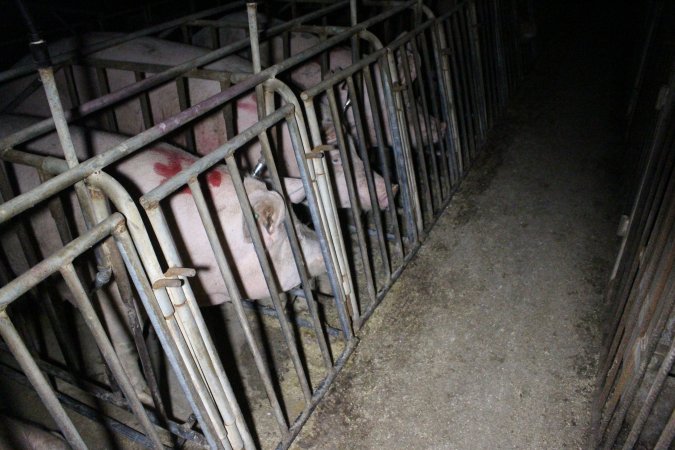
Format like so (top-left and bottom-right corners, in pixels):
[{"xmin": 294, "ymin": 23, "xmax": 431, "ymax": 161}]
[
  {"xmin": 0, "ymin": 0, "xmax": 531, "ymax": 448},
  {"xmin": 591, "ymin": 60, "xmax": 675, "ymax": 450}
]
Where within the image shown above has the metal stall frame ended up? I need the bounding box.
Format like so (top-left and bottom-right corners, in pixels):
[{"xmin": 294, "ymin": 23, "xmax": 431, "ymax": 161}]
[
  {"xmin": 591, "ymin": 63, "xmax": 675, "ymax": 450},
  {"xmin": 0, "ymin": 0, "xmax": 529, "ymax": 447},
  {"xmin": 0, "ymin": 148, "xmax": 255, "ymax": 448}
]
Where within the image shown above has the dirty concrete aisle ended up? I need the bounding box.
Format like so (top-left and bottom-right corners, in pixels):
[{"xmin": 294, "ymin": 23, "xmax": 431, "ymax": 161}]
[{"xmin": 293, "ymin": 2, "xmax": 627, "ymax": 449}]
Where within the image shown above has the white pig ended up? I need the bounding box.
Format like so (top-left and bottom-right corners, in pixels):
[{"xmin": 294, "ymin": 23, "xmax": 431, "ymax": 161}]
[{"xmin": 1, "ymin": 33, "xmax": 391, "ymax": 210}]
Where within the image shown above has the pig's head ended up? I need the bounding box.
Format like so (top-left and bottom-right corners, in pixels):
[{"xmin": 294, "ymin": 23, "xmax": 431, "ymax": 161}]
[{"xmin": 242, "ymin": 177, "xmax": 325, "ymax": 281}]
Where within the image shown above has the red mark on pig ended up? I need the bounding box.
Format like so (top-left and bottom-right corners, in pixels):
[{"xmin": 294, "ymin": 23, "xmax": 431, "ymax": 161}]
[{"xmin": 153, "ymin": 151, "xmax": 223, "ymax": 195}]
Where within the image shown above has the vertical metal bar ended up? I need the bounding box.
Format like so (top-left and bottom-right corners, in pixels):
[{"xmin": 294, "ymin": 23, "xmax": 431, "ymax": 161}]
[
  {"xmin": 379, "ymin": 53, "xmax": 419, "ymax": 246},
  {"xmin": 112, "ymin": 226, "xmax": 227, "ymax": 450},
  {"xmin": 259, "ymin": 87, "xmax": 334, "ymax": 369},
  {"xmin": 654, "ymin": 407, "xmax": 675, "ymax": 450},
  {"xmin": 247, "ymin": 3, "xmax": 277, "ymax": 175},
  {"xmin": 134, "ymin": 71, "xmax": 155, "ymax": 130},
  {"xmin": 467, "ymin": 0, "xmax": 488, "ymax": 143},
  {"xmin": 175, "ymin": 77, "xmax": 197, "ymax": 153},
  {"xmin": 409, "ymin": 35, "xmax": 445, "ymax": 205},
  {"xmin": 455, "ymin": 6, "xmax": 480, "ymax": 156},
  {"xmin": 224, "ymin": 155, "xmax": 313, "ymax": 403},
  {"xmin": 0, "ymin": 310, "xmax": 87, "ymax": 450},
  {"xmin": 142, "ymin": 206, "xmax": 243, "ymax": 449},
  {"xmin": 446, "ymin": 14, "xmax": 475, "ymax": 165},
  {"xmin": 362, "ymin": 66, "xmax": 404, "ymax": 257},
  {"xmin": 493, "ymin": 0, "xmax": 509, "ymax": 109},
  {"xmin": 289, "ymin": 99, "xmax": 355, "ymax": 339},
  {"xmin": 187, "ymin": 176, "xmax": 289, "ymax": 436},
  {"xmin": 384, "ymin": 48, "xmax": 424, "ymax": 237},
  {"xmin": 60, "ymin": 263, "xmax": 164, "ymax": 449},
  {"xmin": 398, "ymin": 46, "xmax": 435, "ymax": 222},
  {"xmin": 433, "ymin": 18, "xmax": 463, "ymax": 182},
  {"xmin": 346, "ymin": 75, "xmax": 391, "ymax": 283},
  {"xmin": 62, "ymin": 64, "xmax": 81, "ymax": 109},
  {"xmin": 350, "ymin": 0, "xmax": 359, "ymax": 66},
  {"xmin": 219, "ymin": 78, "xmax": 235, "ymax": 139},
  {"xmin": 106, "ymin": 243, "xmax": 169, "ymax": 426},
  {"xmin": 622, "ymin": 323, "xmax": 675, "ymax": 449},
  {"xmin": 94, "ymin": 67, "xmax": 120, "ymax": 132},
  {"xmin": 327, "ymin": 86, "xmax": 374, "ymax": 318},
  {"xmin": 415, "ymin": 31, "xmax": 452, "ymax": 197}
]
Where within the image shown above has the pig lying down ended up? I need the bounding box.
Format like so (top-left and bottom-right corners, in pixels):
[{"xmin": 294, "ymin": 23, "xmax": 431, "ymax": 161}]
[{"xmin": 1, "ymin": 32, "xmax": 391, "ymax": 210}]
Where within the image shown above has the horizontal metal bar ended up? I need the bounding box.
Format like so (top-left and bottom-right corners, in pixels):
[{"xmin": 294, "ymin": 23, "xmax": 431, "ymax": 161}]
[
  {"xmin": 0, "ymin": 0, "xmax": 410, "ymax": 151},
  {"xmin": 0, "ymin": 344, "xmax": 208, "ymax": 445},
  {"xmin": 0, "ymin": 363, "xmax": 166, "ymax": 449},
  {"xmin": 140, "ymin": 104, "xmax": 292, "ymax": 206},
  {"xmin": 240, "ymin": 299, "xmax": 342, "ymax": 338},
  {"xmin": 83, "ymin": 57, "xmax": 238, "ymax": 82},
  {"xmin": 0, "ymin": 214, "xmax": 124, "ymax": 306},
  {"xmin": 276, "ymin": 336, "xmax": 359, "ymax": 450},
  {"xmin": 0, "ymin": 2, "xmax": 247, "ymax": 83}
]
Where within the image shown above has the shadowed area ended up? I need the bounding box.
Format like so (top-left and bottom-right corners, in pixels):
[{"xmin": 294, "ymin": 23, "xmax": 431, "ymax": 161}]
[{"xmin": 293, "ymin": 1, "xmax": 629, "ymax": 448}]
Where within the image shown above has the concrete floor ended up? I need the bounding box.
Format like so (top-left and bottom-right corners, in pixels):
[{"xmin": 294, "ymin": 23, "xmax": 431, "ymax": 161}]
[{"xmin": 293, "ymin": 4, "xmax": 625, "ymax": 449}]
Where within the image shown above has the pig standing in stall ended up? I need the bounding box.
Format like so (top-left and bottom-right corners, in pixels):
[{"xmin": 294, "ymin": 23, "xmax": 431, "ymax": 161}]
[
  {"xmin": 1, "ymin": 33, "xmax": 391, "ymax": 210},
  {"xmin": 0, "ymin": 114, "xmax": 325, "ymax": 402}
]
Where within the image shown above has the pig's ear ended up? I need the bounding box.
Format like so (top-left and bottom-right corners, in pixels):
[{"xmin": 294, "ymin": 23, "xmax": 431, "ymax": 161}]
[{"xmin": 243, "ymin": 177, "xmax": 286, "ymax": 243}]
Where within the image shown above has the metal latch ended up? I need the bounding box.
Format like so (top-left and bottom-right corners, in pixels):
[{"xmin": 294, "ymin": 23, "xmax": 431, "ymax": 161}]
[
  {"xmin": 307, "ymin": 144, "xmax": 332, "ymax": 159},
  {"xmin": 152, "ymin": 267, "xmax": 196, "ymax": 289}
]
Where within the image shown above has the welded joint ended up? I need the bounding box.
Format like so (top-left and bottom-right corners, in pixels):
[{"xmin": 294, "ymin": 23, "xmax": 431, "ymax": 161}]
[{"xmin": 152, "ymin": 267, "xmax": 196, "ymax": 289}]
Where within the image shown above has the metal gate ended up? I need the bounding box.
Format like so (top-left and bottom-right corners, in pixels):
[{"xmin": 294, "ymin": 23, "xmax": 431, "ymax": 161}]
[{"xmin": 0, "ymin": 1, "xmax": 531, "ymax": 448}]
